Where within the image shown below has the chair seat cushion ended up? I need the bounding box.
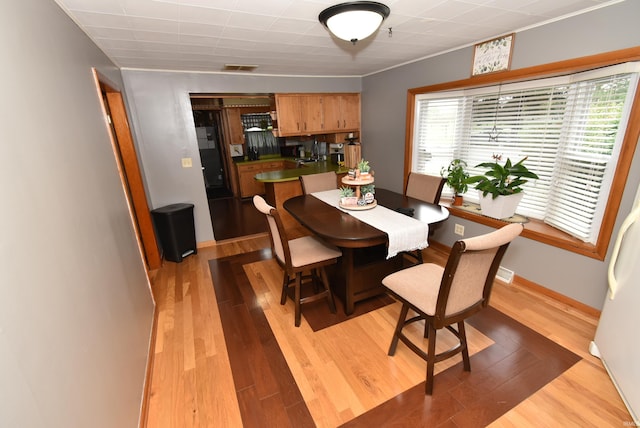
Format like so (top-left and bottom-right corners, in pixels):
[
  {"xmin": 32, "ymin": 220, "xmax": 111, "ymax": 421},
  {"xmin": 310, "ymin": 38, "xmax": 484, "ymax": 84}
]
[
  {"xmin": 382, "ymin": 263, "xmax": 445, "ymax": 316},
  {"xmin": 288, "ymin": 236, "xmax": 341, "ymax": 268}
]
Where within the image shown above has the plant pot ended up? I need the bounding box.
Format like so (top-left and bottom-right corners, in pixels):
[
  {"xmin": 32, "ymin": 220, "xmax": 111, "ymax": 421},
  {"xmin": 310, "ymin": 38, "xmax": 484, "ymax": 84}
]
[
  {"xmin": 340, "ymin": 196, "xmax": 357, "ymax": 206},
  {"xmin": 478, "ymin": 192, "xmax": 524, "ymax": 219},
  {"xmin": 452, "ymin": 195, "xmax": 463, "ymax": 206}
]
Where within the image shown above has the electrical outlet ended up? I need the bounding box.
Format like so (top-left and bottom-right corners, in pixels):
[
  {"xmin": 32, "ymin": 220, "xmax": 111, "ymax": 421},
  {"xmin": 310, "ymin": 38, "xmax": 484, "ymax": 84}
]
[
  {"xmin": 181, "ymin": 157, "xmax": 192, "ymax": 168},
  {"xmin": 454, "ymin": 224, "xmax": 465, "ymax": 236}
]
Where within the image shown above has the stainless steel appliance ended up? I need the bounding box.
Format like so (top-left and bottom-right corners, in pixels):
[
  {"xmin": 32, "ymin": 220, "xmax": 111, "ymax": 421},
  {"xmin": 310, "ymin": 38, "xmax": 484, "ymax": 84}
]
[{"xmin": 329, "ymin": 143, "xmax": 344, "ymax": 164}]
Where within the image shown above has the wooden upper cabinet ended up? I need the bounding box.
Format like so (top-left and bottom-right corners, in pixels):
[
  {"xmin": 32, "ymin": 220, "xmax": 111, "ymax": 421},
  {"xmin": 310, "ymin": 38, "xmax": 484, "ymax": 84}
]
[
  {"xmin": 322, "ymin": 94, "xmax": 360, "ymax": 133},
  {"xmin": 223, "ymin": 107, "xmax": 244, "ymax": 146},
  {"xmin": 340, "ymin": 93, "xmax": 361, "ymax": 131},
  {"xmin": 299, "ymin": 95, "xmax": 323, "ymax": 134},
  {"xmin": 276, "ymin": 94, "xmax": 323, "ymax": 135},
  {"xmin": 275, "ymin": 93, "xmax": 360, "ymax": 136},
  {"xmin": 322, "ymin": 96, "xmax": 342, "ymax": 132},
  {"xmin": 275, "ymin": 95, "xmax": 302, "ymax": 135}
]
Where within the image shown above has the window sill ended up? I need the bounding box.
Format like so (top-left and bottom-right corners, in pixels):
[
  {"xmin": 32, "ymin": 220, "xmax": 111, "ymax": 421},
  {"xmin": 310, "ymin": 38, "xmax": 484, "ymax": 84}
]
[{"xmin": 441, "ymin": 202, "xmax": 603, "ymax": 260}]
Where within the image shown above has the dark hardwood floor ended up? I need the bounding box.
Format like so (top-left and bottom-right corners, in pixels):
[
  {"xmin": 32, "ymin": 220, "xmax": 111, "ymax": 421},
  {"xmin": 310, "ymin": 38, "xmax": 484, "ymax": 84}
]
[
  {"xmin": 150, "ymin": 187, "xmax": 631, "ymax": 426},
  {"xmin": 208, "ymin": 195, "xmax": 268, "ymax": 241},
  {"xmin": 206, "ymin": 186, "xmax": 233, "ymax": 199},
  {"xmin": 208, "ymin": 248, "xmax": 582, "ymax": 427},
  {"xmin": 146, "ymin": 235, "xmax": 632, "ymax": 427}
]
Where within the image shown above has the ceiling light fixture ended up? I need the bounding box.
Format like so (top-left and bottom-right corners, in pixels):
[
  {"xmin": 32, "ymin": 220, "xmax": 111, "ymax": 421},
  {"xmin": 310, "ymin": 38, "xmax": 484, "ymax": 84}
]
[{"xmin": 319, "ymin": 1, "xmax": 390, "ymax": 45}]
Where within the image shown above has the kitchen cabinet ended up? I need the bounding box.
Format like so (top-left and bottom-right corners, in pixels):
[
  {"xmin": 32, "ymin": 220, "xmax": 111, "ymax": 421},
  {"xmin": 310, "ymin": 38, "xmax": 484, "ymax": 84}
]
[
  {"xmin": 275, "ymin": 93, "xmax": 360, "ymax": 137},
  {"xmin": 275, "ymin": 94, "xmax": 323, "ymax": 135},
  {"xmin": 236, "ymin": 160, "xmax": 292, "ymax": 198},
  {"xmin": 322, "ymin": 93, "xmax": 360, "ymax": 133},
  {"xmin": 237, "ymin": 163, "xmax": 263, "ymax": 198},
  {"xmin": 300, "ymin": 95, "xmax": 323, "ymax": 134},
  {"xmin": 274, "ymin": 95, "xmax": 300, "ymax": 135},
  {"xmin": 222, "ymin": 107, "xmax": 244, "ymax": 146}
]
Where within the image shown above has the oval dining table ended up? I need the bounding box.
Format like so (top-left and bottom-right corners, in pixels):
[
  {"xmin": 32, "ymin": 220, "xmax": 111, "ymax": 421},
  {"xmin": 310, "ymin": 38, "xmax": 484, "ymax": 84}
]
[{"xmin": 283, "ymin": 188, "xmax": 449, "ymax": 315}]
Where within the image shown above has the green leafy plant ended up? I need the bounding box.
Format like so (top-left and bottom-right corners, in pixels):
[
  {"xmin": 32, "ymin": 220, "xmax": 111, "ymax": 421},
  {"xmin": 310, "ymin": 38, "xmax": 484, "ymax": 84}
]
[
  {"xmin": 465, "ymin": 155, "xmax": 539, "ymax": 199},
  {"xmin": 361, "ymin": 184, "xmax": 375, "ymax": 194},
  {"xmin": 357, "ymin": 158, "xmax": 370, "ymax": 173},
  {"xmin": 339, "ymin": 186, "xmax": 355, "ymax": 198},
  {"xmin": 440, "ymin": 159, "xmax": 469, "ymax": 196}
]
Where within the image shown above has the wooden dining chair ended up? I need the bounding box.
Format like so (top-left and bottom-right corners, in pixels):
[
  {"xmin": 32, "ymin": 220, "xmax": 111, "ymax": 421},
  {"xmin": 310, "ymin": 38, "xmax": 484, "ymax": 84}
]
[
  {"xmin": 299, "ymin": 171, "xmax": 338, "ymax": 194},
  {"xmin": 382, "ymin": 223, "xmax": 523, "ymax": 394},
  {"xmin": 253, "ymin": 195, "xmax": 341, "ymax": 327},
  {"xmin": 405, "ymin": 172, "xmax": 446, "ymax": 204},
  {"xmin": 403, "ymin": 172, "xmax": 446, "ymax": 264}
]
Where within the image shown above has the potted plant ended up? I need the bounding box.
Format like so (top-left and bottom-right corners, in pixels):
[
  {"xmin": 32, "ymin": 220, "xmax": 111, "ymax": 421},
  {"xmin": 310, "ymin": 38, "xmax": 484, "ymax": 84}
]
[
  {"xmin": 465, "ymin": 155, "xmax": 539, "ymax": 219},
  {"xmin": 339, "ymin": 186, "xmax": 356, "ymax": 206},
  {"xmin": 440, "ymin": 159, "xmax": 469, "ymax": 206},
  {"xmin": 361, "ymin": 183, "xmax": 375, "ymax": 204},
  {"xmin": 357, "ymin": 158, "xmax": 371, "ymax": 179}
]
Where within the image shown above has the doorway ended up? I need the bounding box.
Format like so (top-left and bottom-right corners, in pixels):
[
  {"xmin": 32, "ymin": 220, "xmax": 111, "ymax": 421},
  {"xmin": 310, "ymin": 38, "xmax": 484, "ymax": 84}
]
[
  {"xmin": 93, "ymin": 70, "xmax": 162, "ymax": 270},
  {"xmin": 190, "ymin": 95, "xmax": 273, "ymax": 241}
]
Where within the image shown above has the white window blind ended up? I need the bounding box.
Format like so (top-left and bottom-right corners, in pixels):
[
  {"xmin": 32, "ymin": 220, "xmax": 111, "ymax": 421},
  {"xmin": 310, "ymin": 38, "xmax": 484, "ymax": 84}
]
[
  {"xmin": 412, "ymin": 93, "xmax": 469, "ymax": 199},
  {"xmin": 413, "ymin": 63, "xmax": 640, "ymax": 243}
]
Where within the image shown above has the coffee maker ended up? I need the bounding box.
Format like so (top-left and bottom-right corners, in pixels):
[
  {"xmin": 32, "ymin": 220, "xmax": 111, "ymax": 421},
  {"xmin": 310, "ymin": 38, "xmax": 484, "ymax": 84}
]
[{"xmin": 329, "ymin": 143, "xmax": 345, "ymax": 164}]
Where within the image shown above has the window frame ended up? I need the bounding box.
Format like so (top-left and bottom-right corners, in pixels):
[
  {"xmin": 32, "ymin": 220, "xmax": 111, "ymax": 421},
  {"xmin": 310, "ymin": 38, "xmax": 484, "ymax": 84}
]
[{"xmin": 404, "ymin": 47, "xmax": 640, "ymax": 260}]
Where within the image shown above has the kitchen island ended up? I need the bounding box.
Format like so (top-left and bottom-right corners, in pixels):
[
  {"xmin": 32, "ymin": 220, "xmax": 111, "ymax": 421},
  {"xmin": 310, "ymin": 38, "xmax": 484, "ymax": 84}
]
[{"xmin": 255, "ymin": 160, "xmax": 348, "ymax": 229}]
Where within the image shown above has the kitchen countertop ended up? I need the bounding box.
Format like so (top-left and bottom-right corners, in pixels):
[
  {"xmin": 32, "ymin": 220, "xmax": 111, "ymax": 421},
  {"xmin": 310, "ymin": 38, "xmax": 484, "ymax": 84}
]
[
  {"xmin": 233, "ymin": 155, "xmax": 293, "ymax": 166},
  {"xmin": 254, "ymin": 160, "xmax": 348, "ymax": 182}
]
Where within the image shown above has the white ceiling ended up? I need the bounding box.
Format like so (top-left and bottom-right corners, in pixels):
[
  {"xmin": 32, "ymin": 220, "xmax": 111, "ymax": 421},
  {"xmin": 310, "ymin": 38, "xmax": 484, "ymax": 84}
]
[{"xmin": 54, "ymin": 0, "xmax": 618, "ymax": 76}]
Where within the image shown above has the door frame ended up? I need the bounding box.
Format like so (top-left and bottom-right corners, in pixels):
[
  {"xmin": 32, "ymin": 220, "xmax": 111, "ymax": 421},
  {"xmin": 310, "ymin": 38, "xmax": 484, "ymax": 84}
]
[{"xmin": 92, "ymin": 69, "xmax": 162, "ymax": 270}]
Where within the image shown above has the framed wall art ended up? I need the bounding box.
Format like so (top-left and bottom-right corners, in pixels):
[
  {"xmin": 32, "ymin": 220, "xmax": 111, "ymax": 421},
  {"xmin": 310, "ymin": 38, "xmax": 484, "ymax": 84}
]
[{"xmin": 471, "ymin": 33, "xmax": 514, "ymax": 76}]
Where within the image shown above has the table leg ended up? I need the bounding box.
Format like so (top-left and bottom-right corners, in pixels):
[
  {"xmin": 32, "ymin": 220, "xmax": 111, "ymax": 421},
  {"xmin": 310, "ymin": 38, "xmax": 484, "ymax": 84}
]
[
  {"xmin": 334, "ymin": 246, "xmax": 400, "ymax": 316},
  {"xmin": 342, "ymin": 248, "xmax": 356, "ymax": 315}
]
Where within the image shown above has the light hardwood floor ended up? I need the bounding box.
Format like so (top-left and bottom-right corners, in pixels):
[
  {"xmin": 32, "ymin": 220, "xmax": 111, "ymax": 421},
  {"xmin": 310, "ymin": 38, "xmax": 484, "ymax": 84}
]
[{"xmin": 145, "ymin": 233, "xmax": 632, "ymax": 427}]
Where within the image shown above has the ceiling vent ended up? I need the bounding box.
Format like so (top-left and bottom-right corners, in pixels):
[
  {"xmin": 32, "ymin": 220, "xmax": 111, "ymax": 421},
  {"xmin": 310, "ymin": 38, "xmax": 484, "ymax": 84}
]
[{"xmin": 223, "ymin": 64, "xmax": 258, "ymax": 72}]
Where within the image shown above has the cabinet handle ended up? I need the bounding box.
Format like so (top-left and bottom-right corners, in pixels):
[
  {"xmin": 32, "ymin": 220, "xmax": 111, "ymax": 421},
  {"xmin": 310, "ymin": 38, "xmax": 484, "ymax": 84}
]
[
  {"xmin": 343, "ymin": 120, "xmax": 346, "ymax": 128},
  {"xmin": 297, "ymin": 122, "xmax": 300, "ymax": 131},
  {"xmin": 337, "ymin": 120, "xmax": 340, "ymax": 128}
]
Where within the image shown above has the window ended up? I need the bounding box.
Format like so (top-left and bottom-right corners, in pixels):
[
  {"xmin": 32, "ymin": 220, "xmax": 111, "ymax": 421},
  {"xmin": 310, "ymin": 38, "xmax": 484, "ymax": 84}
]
[
  {"xmin": 241, "ymin": 113, "xmax": 279, "ymax": 156},
  {"xmin": 412, "ymin": 63, "xmax": 640, "ymax": 245}
]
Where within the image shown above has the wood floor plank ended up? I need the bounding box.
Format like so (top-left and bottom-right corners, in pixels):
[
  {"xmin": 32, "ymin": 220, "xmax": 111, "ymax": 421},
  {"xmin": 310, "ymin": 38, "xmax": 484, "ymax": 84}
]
[
  {"xmin": 243, "ymin": 255, "xmax": 562, "ymax": 427},
  {"xmin": 144, "ymin": 236, "xmax": 631, "ymax": 427},
  {"xmin": 209, "ymin": 250, "xmax": 315, "ymax": 427},
  {"xmin": 489, "ymin": 359, "xmax": 632, "ymax": 427}
]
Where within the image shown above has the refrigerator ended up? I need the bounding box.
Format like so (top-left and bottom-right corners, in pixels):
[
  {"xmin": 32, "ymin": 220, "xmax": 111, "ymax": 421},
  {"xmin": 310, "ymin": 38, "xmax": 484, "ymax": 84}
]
[{"xmin": 590, "ymin": 183, "xmax": 640, "ymax": 422}]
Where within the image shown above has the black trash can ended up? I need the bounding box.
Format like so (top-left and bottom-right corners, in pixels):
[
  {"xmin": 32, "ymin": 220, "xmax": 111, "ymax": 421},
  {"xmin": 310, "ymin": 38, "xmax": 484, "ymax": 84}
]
[{"xmin": 151, "ymin": 203, "xmax": 197, "ymax": 263}]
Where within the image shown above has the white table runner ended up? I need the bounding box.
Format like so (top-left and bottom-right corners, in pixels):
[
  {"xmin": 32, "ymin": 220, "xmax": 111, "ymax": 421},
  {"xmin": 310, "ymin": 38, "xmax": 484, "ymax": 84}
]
[{"xmin": 311, "ymin": 189, "xmax": 429, "ymax": 259}]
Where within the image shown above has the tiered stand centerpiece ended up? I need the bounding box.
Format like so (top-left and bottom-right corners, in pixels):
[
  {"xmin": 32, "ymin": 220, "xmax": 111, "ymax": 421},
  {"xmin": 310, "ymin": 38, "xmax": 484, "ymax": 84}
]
[{"xmin": 339, "ymin": 173, "xmax": 376, "ymax": 210}]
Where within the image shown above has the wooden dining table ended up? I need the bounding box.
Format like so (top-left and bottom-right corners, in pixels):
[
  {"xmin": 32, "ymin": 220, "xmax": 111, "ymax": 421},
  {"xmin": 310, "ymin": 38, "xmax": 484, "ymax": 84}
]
[{"xmin": 283, "ymin": 188, "xmax": 449, "ymax": 314}]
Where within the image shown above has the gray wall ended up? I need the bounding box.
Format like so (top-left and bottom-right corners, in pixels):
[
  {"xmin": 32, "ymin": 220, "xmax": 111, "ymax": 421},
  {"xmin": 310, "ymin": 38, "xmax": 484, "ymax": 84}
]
[
  {"xmin": 119, "ymin": 1, "xmax": 639, "ymax": 309},
  {"xmin": 0, "ymin": 1, "xmax": 155, "ymax": 427},
  {"xmin": 121, "ymin": 70, "xmax": 361, "ymax": 242},
  {"xmin": 362, "ymin": 0, "xmax": 640, "ymax": 309}
]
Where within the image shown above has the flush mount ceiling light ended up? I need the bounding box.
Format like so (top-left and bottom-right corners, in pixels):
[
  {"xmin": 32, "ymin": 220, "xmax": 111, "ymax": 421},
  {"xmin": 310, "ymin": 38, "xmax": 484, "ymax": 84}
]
[{"xmin": 319, "ymin": 1, "xmax": 390, "ymax": 45}]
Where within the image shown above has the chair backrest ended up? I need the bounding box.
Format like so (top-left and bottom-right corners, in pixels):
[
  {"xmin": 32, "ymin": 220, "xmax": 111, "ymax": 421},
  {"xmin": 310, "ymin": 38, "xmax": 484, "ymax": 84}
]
[
  {"xmin": 300, "ymin": 171, "xmax": 338, "ymax": 194},
  {"xmin": 434, "ymin": 223, "xmax": 524, "ymax": 326},
  {"xmin": 253, "ymin": 195, "xmax": 290, "ymax": 268},
  {"xmin": 405, "ymin": 173, "xmax": 446, "ymax": 204}
]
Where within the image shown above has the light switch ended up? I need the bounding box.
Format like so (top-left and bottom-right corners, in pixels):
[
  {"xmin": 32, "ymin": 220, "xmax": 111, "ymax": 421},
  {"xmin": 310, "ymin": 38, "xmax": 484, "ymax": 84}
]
[{"xmin": 181, "ymin": 157, "xmax": 192, "ymax": 168}]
